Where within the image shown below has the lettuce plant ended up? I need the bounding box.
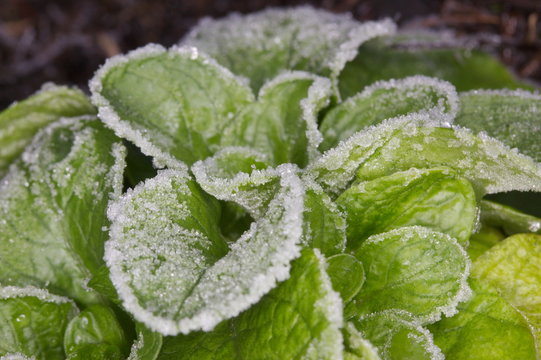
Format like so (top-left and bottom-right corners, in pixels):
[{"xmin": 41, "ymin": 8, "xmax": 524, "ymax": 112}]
[{"xmin": 0, "ymin": 6, "xmax": 540, "ymax": 360}]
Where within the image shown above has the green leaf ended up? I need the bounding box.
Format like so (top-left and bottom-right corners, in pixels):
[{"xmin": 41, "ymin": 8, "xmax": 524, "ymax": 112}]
[
  {"xmin": 479, "ymin": 199, "xmax": 541, "ymax": 235},
  {"xmin": 64, "ymin": 304, "xmax": 128, "ymax": 357},
  {"xmin": 90, "ymin": 44, "xmax": 254, "ymax": 167},
  {"xmin": 429, "ymin": 279, "xmax": 538, "ymax": 360},
  {"xmin": 182, "ymin": 6, "xmax": 395, "ymax": 92},
  {"xmin": 310, "ymin": 117, "xmax": 541, "ymax": 197},
  {"xmin": 302, "ymin": 179, "xmax": 347, "ymax": 256},
  {"xmin": 65, "ymin": 344, "xmax": 123, "ymax": 360},
  {"xmin": 337, "ymin": 167, "xmax": 477, "ymax": 249},
  {"xmin": 350, "ymin": 310, "xmax": 443, "ymax": 360},
  {"xmin": 320, "ymin": 76, "xmax": 458, "ymax": 151},
  {"xmin": 0, "ymin": 286, "xmax": 79, "ymax": 359},
  {"xmin": 343, "ymin": 322, "xmax": 381, "ymax": 360},
  {"xmin": 339, "ymin": 35, "xmax": 528, "ymax": 99},
  {"xmin": 0, "ymin": 117, "xmax": 126, "ymax": 304},
  {"xmin": 472, "ymin": 233, "xmax": 541, "ymax": 350},
  {"xmin": 106, "ymin": 165, "xmax": 305, "ymax": 335},
  {"xmin": 0, "ymin": 84, "xmax": 96, "ymax": 177},
  {"xmin": 467, "ymin": 225, "xmax": 505, "ymax": 261},
  {"xmin": 191, "ymin": 147, "xmax": 279, "ymax": 219},
  {"xmin": 159, "ymin": 249, "xmax": 343, "ymax": 360},
  {"xmin": 221, "ymin": 72, "xmax": 331, "ymax": 167},
  {"xmin": 327, "ymin": 254, "xmax": 364, "ymax": 303},
  {"xmin": 455, "ymin": 89, "xmax": 541, "ymax": 161},
  {"xmin": 127, "ymin": 323, "xmax": 162, "ymax": 360},
  {"xmin": 87, "ymin": 265, "xmax": 121, "ymax": 305},
  {"xmin": 352, "ymin": 226, "xmax": 470, "ymax": 323}
]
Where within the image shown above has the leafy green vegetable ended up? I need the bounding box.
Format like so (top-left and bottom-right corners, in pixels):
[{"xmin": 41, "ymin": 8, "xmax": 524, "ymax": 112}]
[
  {"xmin": 320, "ymin": 76, "xmax": 458, "ymax": 151},
  {"xmin": 429, "ymin": 279, "xmax": 538, "ymax": 360},
  {"xmin": 351, "ymin": 227, "xmax": 470, "ymax": 323},
  {"xmin": 337, "ymin": 167, "xmax": 477, "ymax": 248},
  {"xmin": 0, "ymin": 84, "xmax": 96, "ymax": 177},
  {"xmin": 338, "ymin": 35, "xmax": 529, "ymax": 99},
  {"xmin": 350, "ymin": 310, "xmax": 443, "ymax": 360},
  {"xmin": 64, "ymin": 304, "xmax": 128, "ymax": 358},
  {"xmin": 0, "ymin": 117, "xmax": 125, "ymax": 305},
  {"xmin": 455, "ymin": 89, "xmax": 541, "ymax": 161},
  {"xmin": 0, "ymin": 286, "xmax": 79, "ymax": 359},
  {"xmin": 182, "ymin": 7, "xmax": 395, "ymax": 92},
  {"xmin": 158, "ymin": 249, "xmax": 343, "ymax": 359},
  {"xmin": 472, "ymin": 233, "xmax": 541, "ymax": 349},
  {"xmin": 1, "ymin": 5, "xmax": 541, "ymax": 359}
]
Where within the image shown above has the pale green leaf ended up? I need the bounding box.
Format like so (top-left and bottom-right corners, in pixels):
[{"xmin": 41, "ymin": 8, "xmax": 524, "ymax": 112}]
[
  {"xmin": 455, "ymin": 89, "xmax": 541, "ymax": 161},
  {"xmin": 0, "ymin": 84, "xmax": 95, "ymax": 177},
  {"xmin": 343, "ymin": 322, "xmax": 381, "ymax": 360},
  {"xmin": 429, "ymin": 279, "xmax": 538, "ymax": 360},
  {"xmin": 352, "ymin": 226, "xmax": 470, "ymax": 323},
  {"xmin": 221, "ymin": 72, "xmax": 331, "ymax": 166},
  {"xmin": 327, "ymin": 254, "xmax": 364, "ymax": 304},
  {"xmin": 472, "ymin": 233, "xmax": 541, "ymax": 350},
  {"xmin": 90, "ymin": 44, "xmax": 254, "ymax": 167},
  {"xmin": 350, "ymin": 310, "xmax": 443, "ymax": 360},
  {"xmin": 182, "ymin": 6, "xmax": 395, "ymax": 92},
  {"xmin": 337, "ymin": 167, "xmax": 477, "ymax": 249},
  {"xmin": 467, "ymin": 225, "xmax": 505, "ymax": 261},
  {"xmin": 479, "ymin": 199, "xmax": 541, "ymax": 235},
  {"xmin": 320, "ymin": 76, "xmax": 458, "ymax": 151},
  {"xmin": 0, "ymin": 117, "xmax": 126, "ymax": 304},
  {"xmin": 0, "ymin": 286, "xmax": 79, "ymax": 360},
  {"xmin": 158, "ymin": 249, "xmax": 343, "ymax": 360},
  {"xmin": 106, "ymin": 165, "xmax": 304, "ymax": 335}
]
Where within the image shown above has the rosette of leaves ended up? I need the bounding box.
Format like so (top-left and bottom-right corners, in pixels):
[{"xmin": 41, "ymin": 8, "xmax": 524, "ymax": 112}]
[{"xmin": 0, "ymin": 6, "xmax": 540, "ymax": 360}]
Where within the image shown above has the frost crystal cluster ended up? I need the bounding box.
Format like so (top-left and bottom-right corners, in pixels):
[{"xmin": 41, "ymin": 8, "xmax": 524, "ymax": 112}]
[{"xmin": 0, "ymin": 6, "xmax": 540, "ymax": 360}]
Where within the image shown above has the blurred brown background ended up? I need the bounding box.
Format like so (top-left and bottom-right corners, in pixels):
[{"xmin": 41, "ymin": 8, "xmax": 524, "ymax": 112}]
[{"xmin": 0, "ymin": 0, "xmax": 540, "ymax": 109}]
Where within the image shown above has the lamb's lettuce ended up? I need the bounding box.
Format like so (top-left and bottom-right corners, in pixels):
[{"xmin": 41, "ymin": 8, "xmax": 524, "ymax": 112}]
[
  {"xmin": 0, "ymin": 84, "xmax": 96, "ymax": 177},
  {"xmin": 0, "ymin": 286, "xmax": 78, "ymax": 359},
  {"xmin": 0, "ymin": 117, "xmax": 125, "ymax": 305},
  {"xmin": 1, "ymin": 5, "xmax": 540, "ymax": 360}
]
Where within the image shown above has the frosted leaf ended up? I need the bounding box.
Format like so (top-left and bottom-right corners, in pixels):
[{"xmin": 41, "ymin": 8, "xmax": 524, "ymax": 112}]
[
  {"xmin": 0, "ymin": 116, "xmax": 126, "ymax": 305},
  {"xmin": 191, "ymin": 147, "xmax": 280, "ymax": 218},
  {"xmin": 351, "ymin": 226, "xmax": 471, "ymax": 324},
  {"xmin": 337, "ymin": 167, "xmax": 477, "ymax": 248},
  {"xmin": 351, "ymin": 310, "xmax": 444, "ymax": 360},
  {"xmin": 158, "ymin": 249, "xmax": 344, "ymax": 360},
  {"xmin": 0, "ymin": 286, "xmax": 79, "ymax": 359},
  {"xmin": 90, "ymin": 43, "xmax": 254, "ymax": 168},
  {"xmin": 306, "ymin": 114, "xmax": 440, "ymax": 196},
  {"xmin": 355, "ymin": 124, "xmax": 541, "ymax": 196},
  {"xmin": 0, "ymin": 354, "xmax": 35, "ymax": 360},
  {"xmin": 0, "ymin": 83, "xmax": 95, "ymax": 177},
  {"xmin": 343, "ymin": 322, "xmax": 381, "ymax": 360},
  {"xmin": 221, "ymin": 71, "xmax": 331, "ymax": 166},
  {"xmin": 106, "ymin": 164, "xmax": 305, "ymax": 335},
  {"xmin": 320, "ymin": 76, "xmax": 458, "ymax": 150},
  {"xmin": 456, "ymin": 89, "xmax": 541, "ymax": 161},
  {"xmin": 127, "ymin": 323, "xmax": 162, "ymax": 360},
  {"xmin": 182, "ymin": 6, "xmax": 395, "ymax": 92}
]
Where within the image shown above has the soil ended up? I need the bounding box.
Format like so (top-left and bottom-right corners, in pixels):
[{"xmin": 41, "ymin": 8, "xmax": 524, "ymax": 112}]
[{"xmin": 0, "ymin": 0, "xmax": 539, "ymax": 109}]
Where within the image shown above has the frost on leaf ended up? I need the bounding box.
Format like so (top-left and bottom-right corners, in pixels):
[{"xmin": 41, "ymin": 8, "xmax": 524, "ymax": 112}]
[
  {"xmin": 350, "ymin": 310, "xmax": 444, "ymax": 360},
  {"xmin": 0, "ymin": 286, "xmax": 79, "ymax": 360},
  {"xmin": 352, "ymin": 226, "xmax": 471, "ymax": 324},
  {"xmin": 456, "ymin": 89, "xmax": 541, "ymax": 162},
  {"xmin": 105, "ymin": 164, "xmax": 305, "ymax": 336},
  {"xmin": 308, "ymin": 114, "xmax": 541, "ymax": 197},
  {"xmin": 337, "ymin": 167, "xmax": 477, "ymax": 248},
  {"xmin": 221, "ymin": 71, "xmax": 331, "ymax": 166},
  {"xmin": 182, "ymin": 6, "xmax": 395, "ymax": 92},
  {"xmin": 0, "ymin": 83, "xmax": 96, "ymax": 178},
  {"xmin": 0, "ymin": 117, "xmax": 126, "ymax": 305},
  {"xmin": 90, "ymin": 44, "xmax": 254, "ymax": 168},
  {"xmin": 158, "ymin": 249, "xmax": 344, "ymax": 360},
  {"xmin": 320, "ymin": 76, "xmax": 458, "ymax": 151}
]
